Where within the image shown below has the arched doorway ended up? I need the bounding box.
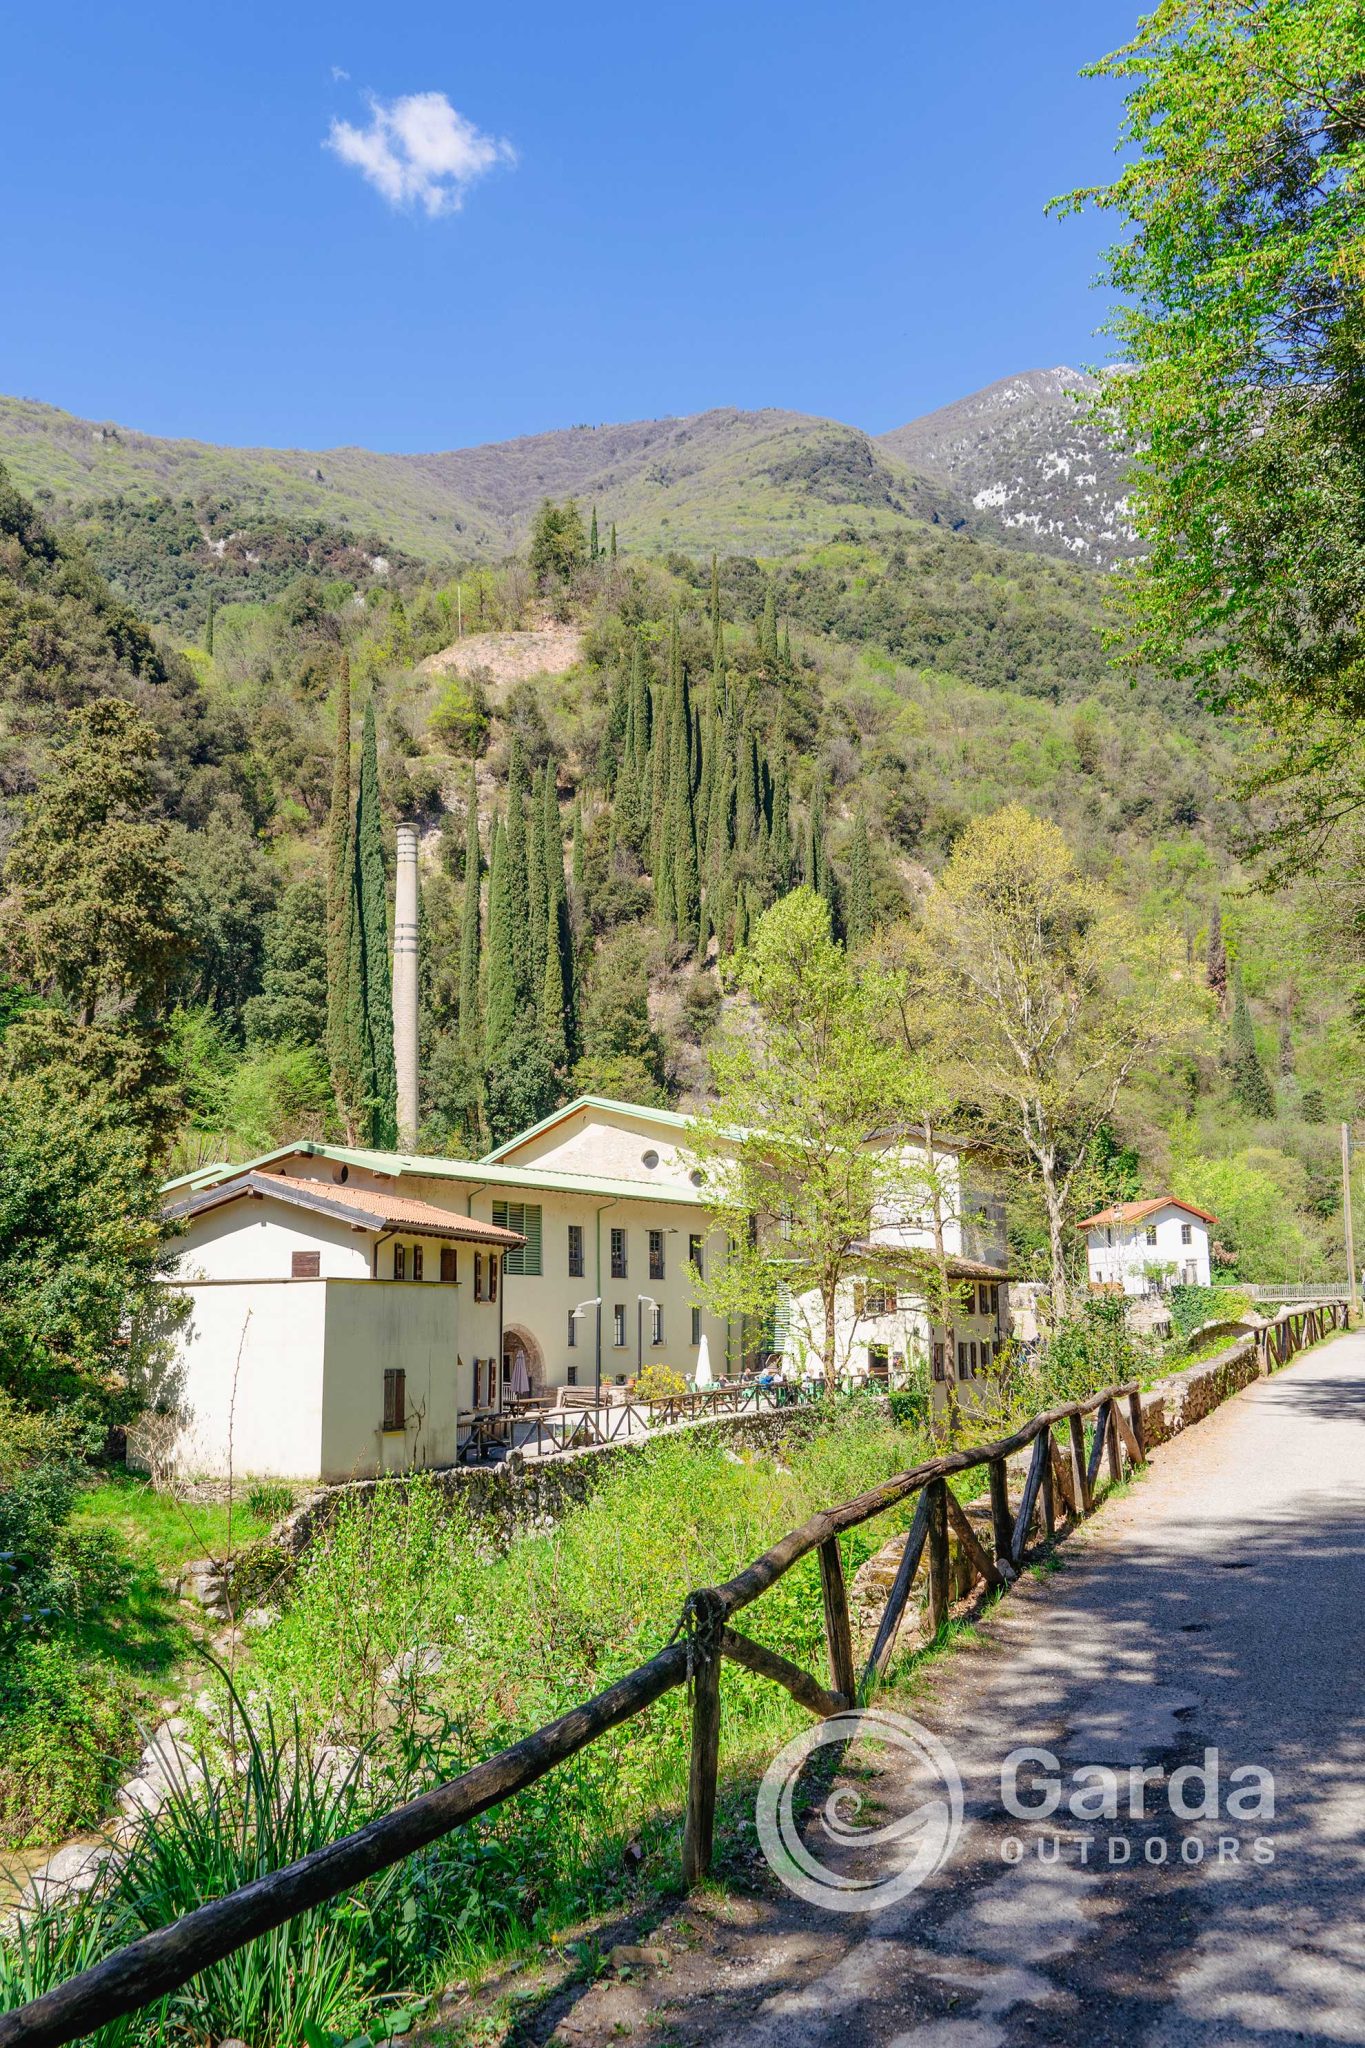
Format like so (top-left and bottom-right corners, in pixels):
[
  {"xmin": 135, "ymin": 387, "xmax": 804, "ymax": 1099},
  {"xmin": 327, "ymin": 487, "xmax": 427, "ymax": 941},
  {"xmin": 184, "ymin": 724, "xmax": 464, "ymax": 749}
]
[{"xmin": 502, "ymin": 1324, "xmax": 545, "ymax": 1400}]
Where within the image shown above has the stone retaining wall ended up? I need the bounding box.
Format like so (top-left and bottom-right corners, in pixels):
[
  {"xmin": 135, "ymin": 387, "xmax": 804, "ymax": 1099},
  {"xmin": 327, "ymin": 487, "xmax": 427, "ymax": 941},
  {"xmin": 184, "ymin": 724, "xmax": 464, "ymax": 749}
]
[
  {"xmin": 1138, "ymin": 1336, "xmax": 1262, "ymax": 1447},
  {"xmin": 272, "ymin": 1403, "xmax": 835, "ymax": 1558}
]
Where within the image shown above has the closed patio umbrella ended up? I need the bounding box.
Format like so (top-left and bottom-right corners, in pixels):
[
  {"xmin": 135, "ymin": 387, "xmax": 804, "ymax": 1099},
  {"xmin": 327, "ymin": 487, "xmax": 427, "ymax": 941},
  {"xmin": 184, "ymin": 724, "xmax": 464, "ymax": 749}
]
[
  {"xmin": 694, "ymin": 1333, "xmax": 713, "ymax": 1388},
  {"xmin": 510, "ymin": 1350, "xmax": 532, "ymax": 1399}
]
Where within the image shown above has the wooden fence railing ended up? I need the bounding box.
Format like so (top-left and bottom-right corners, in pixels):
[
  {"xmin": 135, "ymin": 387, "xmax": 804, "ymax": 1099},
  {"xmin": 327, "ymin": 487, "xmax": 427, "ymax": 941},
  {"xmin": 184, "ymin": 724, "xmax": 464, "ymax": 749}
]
[{"xmin": 1, "ymin": 1300, "xmax": 1348, "ymax": 2048}]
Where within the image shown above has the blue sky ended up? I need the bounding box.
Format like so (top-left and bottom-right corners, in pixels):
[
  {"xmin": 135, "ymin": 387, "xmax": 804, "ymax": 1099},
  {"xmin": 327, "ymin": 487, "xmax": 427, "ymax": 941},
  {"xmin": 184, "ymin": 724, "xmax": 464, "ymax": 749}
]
[{"xmin": 0, "ymin": 1, "xmax": 1137, "ymax": 452}]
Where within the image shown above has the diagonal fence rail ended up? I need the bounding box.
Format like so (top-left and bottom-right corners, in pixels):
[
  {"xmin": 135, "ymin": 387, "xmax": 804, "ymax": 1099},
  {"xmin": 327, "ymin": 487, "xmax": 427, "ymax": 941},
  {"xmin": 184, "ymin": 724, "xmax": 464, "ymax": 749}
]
[{"xmin": 1, "ymin": 1297, "xmax": 1346, "ymax": 2048}]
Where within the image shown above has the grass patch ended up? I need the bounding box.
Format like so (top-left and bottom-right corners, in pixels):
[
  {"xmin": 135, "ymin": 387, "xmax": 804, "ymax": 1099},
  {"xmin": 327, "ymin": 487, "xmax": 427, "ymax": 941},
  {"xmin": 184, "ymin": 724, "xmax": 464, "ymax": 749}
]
[{"xmin": 72, "ymin": 1469, "xmax": 277, "ymax": 1578}]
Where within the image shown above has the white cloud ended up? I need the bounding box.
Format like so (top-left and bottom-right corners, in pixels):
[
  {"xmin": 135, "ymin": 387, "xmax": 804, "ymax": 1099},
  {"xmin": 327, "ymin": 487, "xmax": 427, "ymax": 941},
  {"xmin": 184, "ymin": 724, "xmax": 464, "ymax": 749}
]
[
  {"xmin": 330, "ymin": 66, "xmax": 350, "ymax": 83},
  {"xmin": 326, "ymin": 91, "xmax": 516, "ymax": 217}
]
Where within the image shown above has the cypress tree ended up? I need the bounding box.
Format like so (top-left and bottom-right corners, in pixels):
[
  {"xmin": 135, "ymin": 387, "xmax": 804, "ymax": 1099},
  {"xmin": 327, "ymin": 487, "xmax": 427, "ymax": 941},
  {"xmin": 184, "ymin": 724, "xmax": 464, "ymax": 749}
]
[
  {"xmin": 1229, "ymin": 974, "xmax": 1275, "ymax": 1118},
  {"xmin": 205, "ymin": 591, "xmax": 216, "ymax": 657},
  {"xmin": 571, "ymin": 796, "xmax": 584, "ymax": 905},
  {"xmin": 603, "ymin": 664, "xmax": 630, "ymax": 791},
  {"xmin": 589, "ymin": 504, "xmax": 600, "ymax": 563},
  {"xmin": 847, "ymin": 805, "xmax": 873, "ymax": 946},
  {"xmin": 354, "ymin": 698, "xmax": 396, "ymax": 1147},
  {"xmin": 710, "ymin": 553, "xmax": 724, "ymax": 683},
  {"xmin": 485, "ymin": 814, "xmax": 516, "ymax": 1058},
  {"xmin": 458, "ymin": 763, "xmax": 482, "ymax": 1058},
  {"xmin": 771, "ymin": 748, "xmax": 792, "ymax": 891},
  {"xmin": 781, "ymin": 620, "xmax": 792, "ymax": 668},
  {"xmin": 541, "ymin": 915, "xmax": 567, "ymax": 1069},
  {"xmin": 526, "ymin": 769, "xmax": 547, "ymax": 1023},
  {"xmin": 326, "ymin": 659, "xmax": 360, "ymax": 1136},
  {"xmin": 610, "ymin": 521, "xmax": 618, "ymax": 560},
  {"xmin": 505, "ymin": 735, "xmax": 532, "ymax": 1008},
  {"xmin": 670, "ymin": 672, "xmax": 701, "ymax": 952},
  {"xmin": 760, "ymin": 586, "xmax": 779, "ymax": 668},
  {"xmin": 1207, "ymin": 902, "xmax": 1229, "ymax": 1014}
]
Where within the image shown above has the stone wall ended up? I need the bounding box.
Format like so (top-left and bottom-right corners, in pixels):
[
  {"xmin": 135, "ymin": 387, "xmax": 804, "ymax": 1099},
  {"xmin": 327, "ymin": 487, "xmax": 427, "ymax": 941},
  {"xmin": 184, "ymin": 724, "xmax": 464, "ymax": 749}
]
[
  {"xmin": 1138, "ymin": 1337, "xmax": 1263, "ymax": 1448},
  {"xmin": 272, "ymin": 1402, "xmax": 835, "ymax": 1558}
]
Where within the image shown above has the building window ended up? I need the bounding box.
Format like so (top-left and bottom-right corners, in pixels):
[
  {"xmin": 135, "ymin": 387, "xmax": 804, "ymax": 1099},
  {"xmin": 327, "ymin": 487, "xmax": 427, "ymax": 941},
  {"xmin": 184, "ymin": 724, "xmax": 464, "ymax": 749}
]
[
  {"xmin": 492, "ymin": 1201, "xmax": 543, "ymax": 1276},
  {"xmin": 1106, "ymin": 1226, "xmax": 1114, "ymax": 1247},
  {"xmin": 980, "ymin": 1339, "xmax": 992, "ymax": 1373},
  {"xmin": 411, "ymin": 1245, "xmax": 423, "ymax": 1283},
  {"xmin": 488, "ymin": 1255, "xmax": 498, "ymax": 1302},
  {"xmin": 393, "ymin": 1245, "xmax": 406, "ymax": 1281},
  {"xmin": 957, "ymin": 1341, "xmax": 967, "ymax": 1377},
  {"xmin": 651, "ymin": 1303, "xmax": 664, "ymax": 1346},
  {"xmin": 473, "ymin": 1253, "xmax": 484, "ymax": 1302},
  {"xmin": 613, "ymin": 1303, "xmax": 626, "ymax": 1347},
  {"xmin": 932, "ymin": 1343, "xmax": 946, "ymax": 1383},
  {"xmin": 611, "ymin": 1227, "xmax": 628, "ymax": 1279},
  {"xmin": 969, "ymin": 1341, "xmax": 979, "ymax": 1376},
  {"xmin": 568, "ymin": 1224, "xmax": 584, "ymax": 1278},
  {"xmin": 868, "ymin": 1345, "xmax": 890, "ymax": 1383},
  {"xmin": 291, "ymin": 1251, "xmax": 320, "ymax": 1278},
  {"xmin": 440, "ymin": 1247, "xmax": 457, "ymax": 1284},
  {"xmin": 1181, "ymin": 1222, "xmax": 1193, "ymax": 1245},
  {"xmin": 649, "ymin": 1229, "xmax": 665, "ymax": 1280},
  {"xmin": 689, "ymin": 1234, "xmax": 704, "ymax": 1277},
  {"xmin": 991, "ymin": 1283, "xmax": 1000, "ymax": 1319},
  {"xmin": 383, "ymin": 1369, "xmax": 406, "ymax": 1431},
  {"xmin": 1146, "ymin": 1225, "xmax": 1158, "ymax": 1246},
  {"xmin": 567, "ymin": 1308, "xmax": 578, "ymax": 1348},
  {"xmin": 567, "ymin": 1363, "xmax": 578, "ymax": 1387},
  {"xmin": 691, "ymin": 1305, "xmax": 701, "ymax": 1345},
  {"xmin": 866, "ymin": 1287, "xmax": 886, "ymax": 1316}
]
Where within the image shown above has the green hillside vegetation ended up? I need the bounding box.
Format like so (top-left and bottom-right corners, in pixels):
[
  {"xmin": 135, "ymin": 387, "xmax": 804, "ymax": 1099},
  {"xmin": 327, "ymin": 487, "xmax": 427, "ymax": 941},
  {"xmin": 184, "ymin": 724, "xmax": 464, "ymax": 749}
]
[{"xmin": 1, "ymin": 458, "xmax": 1360, "ymax": 1280}]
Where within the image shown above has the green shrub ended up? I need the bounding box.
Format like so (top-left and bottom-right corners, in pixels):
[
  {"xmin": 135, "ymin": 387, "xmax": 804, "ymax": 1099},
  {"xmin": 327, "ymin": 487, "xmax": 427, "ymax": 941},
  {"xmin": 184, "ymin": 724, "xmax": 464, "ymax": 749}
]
[
  {"xmin": 0, "ymin": 1638, "xmax": 136, "ymax": 1843},
  {"xmin": 1167, "ymin": 1284, "xmax": 1252, "ymax": 1341}
]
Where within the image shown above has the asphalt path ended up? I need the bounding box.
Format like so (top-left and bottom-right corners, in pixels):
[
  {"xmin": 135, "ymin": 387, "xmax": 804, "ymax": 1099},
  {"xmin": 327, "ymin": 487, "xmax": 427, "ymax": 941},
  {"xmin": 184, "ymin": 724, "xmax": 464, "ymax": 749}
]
[{"xmin": 544, "ymin": 1335, "xmax": 1365, "ymax": 2047}]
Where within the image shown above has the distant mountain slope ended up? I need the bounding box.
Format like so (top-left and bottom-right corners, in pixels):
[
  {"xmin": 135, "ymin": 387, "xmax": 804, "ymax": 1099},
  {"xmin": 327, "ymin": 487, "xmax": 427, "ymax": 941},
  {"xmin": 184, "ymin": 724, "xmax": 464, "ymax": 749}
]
[
  {"xmin": 877, "ymin": 368, "xmax": 1134, "ymax": 568},
  {"xmin": 0, "ymin": 397, "xmax": 971, "ymax": 563}
]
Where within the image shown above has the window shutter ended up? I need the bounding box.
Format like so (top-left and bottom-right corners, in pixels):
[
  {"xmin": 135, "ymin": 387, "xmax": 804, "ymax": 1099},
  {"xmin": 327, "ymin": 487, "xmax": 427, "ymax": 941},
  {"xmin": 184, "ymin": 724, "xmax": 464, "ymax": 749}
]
[
  {"xmin": 495, "ymin": 1201, "xmax": 542, "ymax": 1276},
  {"xmin": 291, "ymin": 1251, "xmax": 320, "ymax": 1279},
  {"xmin": 440, "ymin": 1247, "xmax": 457, "ymax": 1285},
  {"xmin": 886, "ymin": 1288, "xmax": 897, "ymax": 1314},
  {"xmin": 383, "ymin": 1369, "xmax": 406, "ymax": 1431}
]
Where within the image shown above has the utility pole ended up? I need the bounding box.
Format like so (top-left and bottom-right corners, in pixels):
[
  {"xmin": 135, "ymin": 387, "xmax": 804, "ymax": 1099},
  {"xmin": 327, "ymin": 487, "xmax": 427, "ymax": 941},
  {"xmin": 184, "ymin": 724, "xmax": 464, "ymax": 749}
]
[{"xmin": 1343, "ymin": 1122, "xmax": 1358, "ymax": 1321}]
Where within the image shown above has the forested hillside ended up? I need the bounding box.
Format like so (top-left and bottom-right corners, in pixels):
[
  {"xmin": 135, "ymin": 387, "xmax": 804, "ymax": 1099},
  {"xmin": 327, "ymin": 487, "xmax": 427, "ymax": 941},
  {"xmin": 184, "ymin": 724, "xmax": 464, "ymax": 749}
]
[{"xmin": 1, "ymin": 457, "xmax": 1360, "ymax": 1280}]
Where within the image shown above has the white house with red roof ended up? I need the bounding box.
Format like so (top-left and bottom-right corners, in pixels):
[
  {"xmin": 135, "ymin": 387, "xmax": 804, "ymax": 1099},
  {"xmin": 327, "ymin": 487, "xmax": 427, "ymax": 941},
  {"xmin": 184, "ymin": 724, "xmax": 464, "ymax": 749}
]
[{"xmin": 1080, "ymin": 1197, "xmax": 1217, "ymax": 1296}]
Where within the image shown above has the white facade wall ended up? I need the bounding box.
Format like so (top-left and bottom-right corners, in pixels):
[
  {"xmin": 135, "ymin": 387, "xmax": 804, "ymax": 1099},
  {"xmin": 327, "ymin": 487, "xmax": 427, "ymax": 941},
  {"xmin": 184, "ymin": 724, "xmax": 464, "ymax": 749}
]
[
  {"xmin": 149, "ymin": 1279, "xmax": 328, "ymax": 1479},
  {"xmin": 1086, "ymin": 1207, "xmax": 1211, "ymax": 1295},
  {"xmin": 488, "ymin": 1107, "xmax": 695, "ymax": 1187},
  {"xmin": 781, "ymin": 1272, "xmax": 1008, "ymax": 1415},
  {"xmin": 174, "ymin": 1202, "xmax": 371, "ymax": 1282}
]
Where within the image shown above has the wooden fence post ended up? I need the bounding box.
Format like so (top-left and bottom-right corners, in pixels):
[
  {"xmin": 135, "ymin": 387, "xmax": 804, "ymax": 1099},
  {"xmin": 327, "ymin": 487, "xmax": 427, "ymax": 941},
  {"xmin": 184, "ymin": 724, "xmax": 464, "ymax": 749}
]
[
  {"xmin": 1106, "ymin": 1400, "xmax": 1122, "ymax": 1485},
  {"xmin": 1039, "ymin": 1431, "xmax": 1057, "ymax": 1538},
  {"xmin": 1085, "ymin": 1400, "xmax": 1110, "ymax": 1496},
  {"xmin": 1067, "ymin": 1410, "xmax": 1092, "ymax": 1515},
  {"xmin": 1012, "ymin": 1431, "xmax": 1050, "ymax": 1567},
  {"xmin": 819, "ymin": 1537, "xmax": 857, "ymax": 1707},
  {"xmin": 988, "ymin": 1456, "xmax": 1012, "ymax": 1565},
  {"xmin": 925, "ymin": 1478, "xmax": 950, "ymax": 1634},
  {"xmin": 1125, "ymin": 1390, "xmax": 1147, "ymax": 1464},
  {"xmin": 682, "ymin": 1589, "xmax": 725, "ymax": 1887}
]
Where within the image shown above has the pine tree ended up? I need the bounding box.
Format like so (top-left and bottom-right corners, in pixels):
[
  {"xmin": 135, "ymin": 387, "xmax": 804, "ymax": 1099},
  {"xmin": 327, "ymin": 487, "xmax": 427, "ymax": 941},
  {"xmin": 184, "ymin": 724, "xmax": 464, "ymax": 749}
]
[
  {"xmin": 485, "ymin": 814, "xmax": 516, "ymax": 1058},
  {"xmin": 847, "ymin": 806, "xmax": 873, "ymax": 946},
  {"xmin": 354, "ymin": 698, "xmax": 396, "ymax": 1148},
  {"xmin": 458, "ymin": 764, "xmax": 482, "ymax": 1058},
  {"xmin": 1229, "ymin": 974, "xmax": 1275, "ymax": 1118},
  {"xmin": 1207, "ymin": 902, "xmax": 1229, "ymax": 1013}
]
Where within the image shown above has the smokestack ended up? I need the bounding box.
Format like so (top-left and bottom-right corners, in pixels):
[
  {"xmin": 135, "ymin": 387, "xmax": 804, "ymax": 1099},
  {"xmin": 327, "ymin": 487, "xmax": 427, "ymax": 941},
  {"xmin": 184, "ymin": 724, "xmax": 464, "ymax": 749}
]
[{"xmin": 394, "ymin": 822, "xmax": 419, "ymax": 1146}]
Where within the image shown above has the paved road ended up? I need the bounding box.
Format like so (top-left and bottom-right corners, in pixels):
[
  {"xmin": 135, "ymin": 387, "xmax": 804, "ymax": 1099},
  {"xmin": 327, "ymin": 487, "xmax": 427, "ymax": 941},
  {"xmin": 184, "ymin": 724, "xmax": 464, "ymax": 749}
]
[{"xmin": 545, "ymin": 1337, "xmax": 1365, "ymax": 2047}]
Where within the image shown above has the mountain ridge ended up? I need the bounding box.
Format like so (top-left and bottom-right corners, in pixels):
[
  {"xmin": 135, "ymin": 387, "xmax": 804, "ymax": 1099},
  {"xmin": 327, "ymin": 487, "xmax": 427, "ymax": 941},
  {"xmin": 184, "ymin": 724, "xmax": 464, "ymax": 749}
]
[{"xmin": 0, "ymin": 370, "xmax": 1130, "ymax": 567}]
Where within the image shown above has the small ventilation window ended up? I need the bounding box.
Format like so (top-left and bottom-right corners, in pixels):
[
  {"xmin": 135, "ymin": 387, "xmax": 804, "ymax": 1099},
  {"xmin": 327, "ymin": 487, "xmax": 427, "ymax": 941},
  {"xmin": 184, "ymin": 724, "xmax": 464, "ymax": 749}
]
[
  {"xmin": 642, "ymin": 1149, "xmax": 659, "ymax": 1169},
  {"xmin": 690, "ymin": 1169, "xmax": 704, "ymax": 1187}
]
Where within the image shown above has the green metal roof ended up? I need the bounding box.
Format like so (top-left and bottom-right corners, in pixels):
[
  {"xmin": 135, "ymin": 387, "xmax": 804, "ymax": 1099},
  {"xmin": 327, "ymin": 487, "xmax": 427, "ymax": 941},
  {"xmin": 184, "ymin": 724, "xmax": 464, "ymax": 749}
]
[
  {"xmin": 478, "ymin": 1094, "xmax": 695, "ymax": 1163},
  {"xmin": 160, "ymin": 1139, "xmax": 704, "ymax": 1209}
]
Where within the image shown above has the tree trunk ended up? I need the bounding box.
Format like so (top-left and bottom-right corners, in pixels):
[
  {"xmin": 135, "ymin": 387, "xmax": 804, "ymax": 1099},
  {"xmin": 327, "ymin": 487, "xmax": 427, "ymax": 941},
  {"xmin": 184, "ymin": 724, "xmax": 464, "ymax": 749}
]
[
  {"xmin": 1040, "ymin": 1151, "xmax": 1069, "ymax": 1319},
  {"xmin": 822, "ymin": 1286, "xmax": 838, "ymax": 1395}
]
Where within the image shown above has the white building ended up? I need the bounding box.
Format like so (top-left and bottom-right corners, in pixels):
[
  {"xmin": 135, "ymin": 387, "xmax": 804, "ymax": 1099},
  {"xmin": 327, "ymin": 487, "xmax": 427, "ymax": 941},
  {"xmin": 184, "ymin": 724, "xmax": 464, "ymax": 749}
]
[
  {"xmin": 776, "ymin": 1140, "xmax": 1014, "ymax": 1413},
  {"xmin": 155, "ymin": 1097, "xmax": 1015, "ymax": 1478},
  {"xmin": 1080, "ymin": 1197, "xmax": 1216, "ymax": 1295},
  {"xmin": 157, "ymin": 1098, "xmax": 737, "ymax": 1481}
]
